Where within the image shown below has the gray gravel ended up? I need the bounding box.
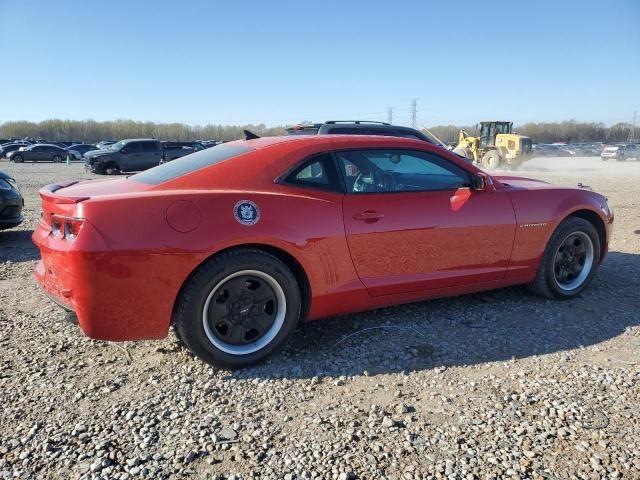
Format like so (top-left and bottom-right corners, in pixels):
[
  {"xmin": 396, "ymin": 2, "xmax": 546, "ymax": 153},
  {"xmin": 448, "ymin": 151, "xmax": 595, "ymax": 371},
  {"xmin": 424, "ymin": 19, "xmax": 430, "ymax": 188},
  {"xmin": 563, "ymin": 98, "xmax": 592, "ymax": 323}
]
[{"xmin": 0, "ymin": 157, "xmax": 638, "ymax": 479}]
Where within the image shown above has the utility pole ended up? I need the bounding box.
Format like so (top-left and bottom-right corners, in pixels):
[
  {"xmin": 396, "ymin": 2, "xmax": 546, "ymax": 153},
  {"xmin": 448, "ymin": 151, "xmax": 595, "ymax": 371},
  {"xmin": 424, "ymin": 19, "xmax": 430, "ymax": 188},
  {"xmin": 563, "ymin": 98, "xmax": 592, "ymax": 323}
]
[
  {"xmin": 387, "ymin": 107, "xmax": 393, "ymax": 124},
  {"xmin": 628, "ymin": 111, "xmax": 637, "ymax": 143},
  {"xmin": 410, "ymin": 98, "xmax": 417, "ymax": 129}
]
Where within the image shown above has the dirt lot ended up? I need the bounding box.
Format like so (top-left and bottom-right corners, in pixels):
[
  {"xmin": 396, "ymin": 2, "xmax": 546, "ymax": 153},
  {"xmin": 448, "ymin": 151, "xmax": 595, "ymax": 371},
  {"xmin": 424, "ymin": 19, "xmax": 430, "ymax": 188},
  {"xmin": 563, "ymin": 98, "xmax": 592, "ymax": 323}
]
[{"xmin": 0, "ymin": 157, "xmax": 638, "ymax": 480}]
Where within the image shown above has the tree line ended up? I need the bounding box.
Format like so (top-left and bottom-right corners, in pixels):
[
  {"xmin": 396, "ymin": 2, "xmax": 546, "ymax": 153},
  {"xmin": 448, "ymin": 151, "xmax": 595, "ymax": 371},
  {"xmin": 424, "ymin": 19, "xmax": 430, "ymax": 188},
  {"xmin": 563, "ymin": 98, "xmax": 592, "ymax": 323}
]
[
  {"xmin": 0, "ymin": 118, "xmax": 635, "ymax": 144},
  {"xmin": 0, "ymin": 119, "xmax": 286, "ymax": 143},
  {"xmin": 427, "ymin": 120, "xmax": 635, "ymax": 144}
]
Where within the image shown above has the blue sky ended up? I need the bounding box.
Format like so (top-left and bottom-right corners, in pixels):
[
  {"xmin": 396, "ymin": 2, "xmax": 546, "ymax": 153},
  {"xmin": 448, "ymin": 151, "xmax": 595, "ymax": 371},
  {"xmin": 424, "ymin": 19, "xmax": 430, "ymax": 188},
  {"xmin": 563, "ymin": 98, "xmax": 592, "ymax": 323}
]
[{"xmin": 0, "ymin": 0, "xmax": 638, "ymax": 127}]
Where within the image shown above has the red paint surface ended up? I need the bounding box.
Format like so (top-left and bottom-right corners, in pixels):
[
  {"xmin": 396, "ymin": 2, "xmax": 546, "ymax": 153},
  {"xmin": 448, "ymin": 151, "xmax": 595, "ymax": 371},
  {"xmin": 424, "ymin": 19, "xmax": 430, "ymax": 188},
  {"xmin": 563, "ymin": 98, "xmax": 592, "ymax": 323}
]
[{"xmin": 32, "ymin": 136, "xmax": 613, "ymax": 341}]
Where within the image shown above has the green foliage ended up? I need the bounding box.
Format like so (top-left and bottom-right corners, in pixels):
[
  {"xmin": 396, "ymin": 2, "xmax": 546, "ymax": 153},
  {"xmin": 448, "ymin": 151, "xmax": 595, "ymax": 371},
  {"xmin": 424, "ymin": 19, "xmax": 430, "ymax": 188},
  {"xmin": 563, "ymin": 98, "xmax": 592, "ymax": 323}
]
[
  {"xmin": 427, "ymin": 120, "xmax": 635, "ymax": 144},
  {"xmin": 0, "ymin": 119, "xmax": 286, "ymax": 143},
  {"xmin": 0, "ymin": 118, "xmax": 634, "ymax": 145}
]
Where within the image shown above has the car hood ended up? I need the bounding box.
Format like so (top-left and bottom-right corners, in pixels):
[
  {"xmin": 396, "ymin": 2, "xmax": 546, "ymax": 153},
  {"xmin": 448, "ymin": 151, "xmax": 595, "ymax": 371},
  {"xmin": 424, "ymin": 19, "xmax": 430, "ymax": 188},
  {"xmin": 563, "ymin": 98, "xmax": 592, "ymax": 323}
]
[
  {"xmin": 84, "ymin": 149, "xmax": 114, "ymax": 158},
  {"xmin": 493, "ymin": 176, "xmax": 555, "ymax": 190},
  {"xmin": 0, "ymin": 170, "xmax": 14, "ymax": 180},
  {"xmin": 55, "ymin": 178, "xmax": 151, "ymax": 198}
]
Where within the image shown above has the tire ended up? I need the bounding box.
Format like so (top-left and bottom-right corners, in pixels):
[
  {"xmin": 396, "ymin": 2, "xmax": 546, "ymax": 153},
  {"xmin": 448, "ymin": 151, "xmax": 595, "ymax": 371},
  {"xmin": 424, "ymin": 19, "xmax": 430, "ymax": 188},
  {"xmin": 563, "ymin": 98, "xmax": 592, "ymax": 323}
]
[
  {"xmin": 104, "ymin": 162, "xmax": 121, "ymax": 175},
  {"xmin": 528, "ymin": 217, "xmax": 601, "ymax": 299},
  {"xmin": 174, "ymin": 248, "xmax": 302, "ymax": 368},
  {"xmin": 481, "ymin": 150, "xmax": 501, "ymax": 170},
  {"xmin": 616, "ymin": 155, "xmax": 624, "ymax": 162},
  {"xmin": 53, "ymin": 155, "xmax": 62, "ymax": 163},
  {"xmin": 12, "ymin": 155, "xmax": 23, "ymax": 163}
]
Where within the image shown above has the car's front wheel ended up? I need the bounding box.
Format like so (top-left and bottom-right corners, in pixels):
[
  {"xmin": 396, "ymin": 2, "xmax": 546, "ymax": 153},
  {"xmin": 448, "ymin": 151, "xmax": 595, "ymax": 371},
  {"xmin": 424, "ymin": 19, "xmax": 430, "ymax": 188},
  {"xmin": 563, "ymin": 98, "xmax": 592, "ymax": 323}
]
[
  {"xmin": 528, "ymin": 217, "xmax": 601, "ymax": 299},
  {"xmin": 12, "ymin": 155, "xmax": 24, "ymax": 163},
  {"xmin": 174, "ymin": 249, "xmax": 302, "ymax": 368}
]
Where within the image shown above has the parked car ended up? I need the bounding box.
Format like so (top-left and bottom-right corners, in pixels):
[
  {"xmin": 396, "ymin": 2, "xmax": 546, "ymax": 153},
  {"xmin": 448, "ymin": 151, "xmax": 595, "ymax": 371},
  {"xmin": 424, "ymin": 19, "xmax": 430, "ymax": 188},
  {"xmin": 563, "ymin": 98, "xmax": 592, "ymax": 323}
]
[
  {"xmin": 84, "ymin": 138, "xmax": 163, "ymax": 174},
  {"xmin": 0, "ymin": 143, "xmax": 29, "ymax": 159},
  {"xmin": 33, "ymin": 135, "xmax": 613, "ymax": 368},
  {"xmin": 160, "ymin": 141, "xmax": 206, "ymax": 163},
  {"xmin": 533, "ymin": 144, "xmax": 570, "ymax": 157},
  {"xmin": 68, "ymin": 144, "xmax": 98, "ymax": 157},
  {"xmin": 201, "ymin": 140, "xmax": 223, "ymax": 148},
  {"xmin": 0, "ymin": 170, "xmax": 24, "ymax": 231},
  {"xmin": 285, "ymin": 120, "xmax": 439, "ymax": 144},
  {"xmin": 1, "ymin": 140, "xmax": 31, "ymax": 148},
  {"xmin": 7, "ymin": 144, "xmax": 76, "ymax": 163},
  {"xmin": 96, "ymin": 141, "xmax": 116, "ymax": 150},
  {"xmin": 601, "ymin": 144, "xmax": 639, "ymax": 161}
]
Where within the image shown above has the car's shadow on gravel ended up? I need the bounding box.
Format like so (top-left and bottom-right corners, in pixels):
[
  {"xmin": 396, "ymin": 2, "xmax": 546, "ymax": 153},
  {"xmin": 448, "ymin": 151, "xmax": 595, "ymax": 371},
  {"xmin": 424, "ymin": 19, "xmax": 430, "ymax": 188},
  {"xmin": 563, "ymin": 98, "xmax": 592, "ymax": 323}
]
[
  {"xmin": 231, "ymin": 251, "xmax": 639, "ymax": 380},
  {"xmin": 0, "ymin": 229, "xmax": 38, "ymax": 263}
]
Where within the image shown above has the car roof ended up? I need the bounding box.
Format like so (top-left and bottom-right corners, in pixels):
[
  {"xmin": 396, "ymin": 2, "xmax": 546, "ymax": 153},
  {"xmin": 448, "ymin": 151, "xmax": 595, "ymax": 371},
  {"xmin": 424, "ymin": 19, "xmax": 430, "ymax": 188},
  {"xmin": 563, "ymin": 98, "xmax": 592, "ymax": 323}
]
[{"xmin": 239, "ymin": 133, "xmax": 435, "ymax": 150}]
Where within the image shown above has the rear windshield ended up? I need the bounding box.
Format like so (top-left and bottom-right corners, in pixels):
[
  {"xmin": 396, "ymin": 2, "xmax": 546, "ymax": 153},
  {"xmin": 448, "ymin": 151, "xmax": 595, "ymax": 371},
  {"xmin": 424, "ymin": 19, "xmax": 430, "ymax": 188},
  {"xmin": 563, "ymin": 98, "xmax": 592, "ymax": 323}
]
[{"xmin": 131, "ymin": 144, "xmax": 253, "ymax": 185}]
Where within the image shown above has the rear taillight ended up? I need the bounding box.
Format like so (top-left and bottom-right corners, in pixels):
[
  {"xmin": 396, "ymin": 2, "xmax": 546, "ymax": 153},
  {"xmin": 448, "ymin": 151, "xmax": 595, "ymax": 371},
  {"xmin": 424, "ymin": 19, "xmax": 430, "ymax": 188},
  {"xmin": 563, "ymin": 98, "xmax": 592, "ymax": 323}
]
[{"xmin": 51, "ymin": 214, "xmax": 84, "ymax": 240}]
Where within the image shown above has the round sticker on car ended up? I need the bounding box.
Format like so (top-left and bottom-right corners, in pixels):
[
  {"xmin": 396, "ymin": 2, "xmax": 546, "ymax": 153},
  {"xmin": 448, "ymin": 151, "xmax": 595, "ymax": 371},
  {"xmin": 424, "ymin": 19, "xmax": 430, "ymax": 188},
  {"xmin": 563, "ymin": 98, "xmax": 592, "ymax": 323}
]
[{"xmin": 233, "ymin": 200, "xmax": 260, "ymax": 226}]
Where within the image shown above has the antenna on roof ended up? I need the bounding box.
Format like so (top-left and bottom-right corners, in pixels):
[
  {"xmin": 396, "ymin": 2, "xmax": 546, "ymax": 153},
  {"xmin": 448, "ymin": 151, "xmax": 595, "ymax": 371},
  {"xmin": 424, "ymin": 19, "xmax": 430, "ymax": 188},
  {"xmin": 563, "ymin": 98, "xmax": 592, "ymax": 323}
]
[{"xmin": 243, "ymin": 130, "xmax": 260, "ymax": 140}]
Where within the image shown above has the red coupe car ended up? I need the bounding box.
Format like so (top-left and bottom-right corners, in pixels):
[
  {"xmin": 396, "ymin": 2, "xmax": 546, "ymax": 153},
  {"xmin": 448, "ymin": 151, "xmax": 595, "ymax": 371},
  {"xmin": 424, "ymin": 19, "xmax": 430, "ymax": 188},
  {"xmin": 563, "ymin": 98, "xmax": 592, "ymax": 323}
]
[{"xmin": 33, "ymin": 135, "xmax": 613, "ymax": 368}]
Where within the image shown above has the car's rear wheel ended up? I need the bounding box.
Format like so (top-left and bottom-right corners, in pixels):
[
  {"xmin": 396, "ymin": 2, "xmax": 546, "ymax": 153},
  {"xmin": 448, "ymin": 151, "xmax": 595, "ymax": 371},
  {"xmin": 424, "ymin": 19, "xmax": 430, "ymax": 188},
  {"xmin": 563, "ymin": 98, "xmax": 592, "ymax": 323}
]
[
  {"xmin": 174, "ymin": 249, "xmax": 302, "ymax": 368},
  {"xmin": 12, "ymin": 155, "xmax": 23, "ymax": 163},
  {"xmin": 53, "ymin": 155, "xmax": 62, "ymax": 163},
  {"xmin": 528, "ymin": 217, "xmax": 601, "ymax": 299},
  {"xmin": 481, "ymin": 150, "xmax": 501, "ymax": 170}
]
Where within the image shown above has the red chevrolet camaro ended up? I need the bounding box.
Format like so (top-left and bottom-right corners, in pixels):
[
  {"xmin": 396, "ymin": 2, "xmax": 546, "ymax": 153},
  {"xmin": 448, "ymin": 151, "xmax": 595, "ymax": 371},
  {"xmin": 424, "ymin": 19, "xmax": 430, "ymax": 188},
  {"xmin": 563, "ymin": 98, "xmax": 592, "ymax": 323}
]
[{"xmin": 33, "ymin": 135, "xmax": 614, "ymax": 367}]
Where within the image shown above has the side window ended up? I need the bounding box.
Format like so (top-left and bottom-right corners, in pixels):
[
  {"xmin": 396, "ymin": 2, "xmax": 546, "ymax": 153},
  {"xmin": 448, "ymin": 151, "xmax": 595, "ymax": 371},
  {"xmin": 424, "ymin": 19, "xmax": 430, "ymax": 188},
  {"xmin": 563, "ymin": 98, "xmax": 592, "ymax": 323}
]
[
  {"xmin": 123, "ymin": 142, "xmax": 140, "ymax": 153},
  {"xmin": 282, "ymin": 153, "xmax": 339, "ymax": 191},
  {"xmin": 139, "ymin": 141, "xmax": 159, "ymax": 153},
  {"xmin": 336, "ymin": 149, "xmax": 470, "ymax": 193}
]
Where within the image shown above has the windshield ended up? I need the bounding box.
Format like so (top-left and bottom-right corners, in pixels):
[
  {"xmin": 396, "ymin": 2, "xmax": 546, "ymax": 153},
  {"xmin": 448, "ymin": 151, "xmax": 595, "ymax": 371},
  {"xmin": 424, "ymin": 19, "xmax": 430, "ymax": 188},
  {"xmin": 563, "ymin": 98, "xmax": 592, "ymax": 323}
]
[
  {"xmin": 495, "ymin": 123, "xmax": 511, "ymax": 134},
  {"xmin": 109, "ymin": 141, "xmax": 126, "ymax": 151}
]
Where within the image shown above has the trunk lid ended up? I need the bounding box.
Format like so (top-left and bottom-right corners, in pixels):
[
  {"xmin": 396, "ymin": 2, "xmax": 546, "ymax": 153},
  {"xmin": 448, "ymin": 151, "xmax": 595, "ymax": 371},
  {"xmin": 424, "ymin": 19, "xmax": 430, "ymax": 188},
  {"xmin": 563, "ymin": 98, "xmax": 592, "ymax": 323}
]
[{"xmin": 38, "ymin": 178, "xmax": 150, "ymax": 225}]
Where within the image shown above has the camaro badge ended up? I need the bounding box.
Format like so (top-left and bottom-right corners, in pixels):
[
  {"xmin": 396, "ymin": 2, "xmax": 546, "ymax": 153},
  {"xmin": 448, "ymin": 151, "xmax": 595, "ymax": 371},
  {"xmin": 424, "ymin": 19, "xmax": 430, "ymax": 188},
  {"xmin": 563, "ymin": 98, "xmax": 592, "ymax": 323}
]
[{"xmin": 234, "ymin": 200, "xmax": 260, "ymax": 226}]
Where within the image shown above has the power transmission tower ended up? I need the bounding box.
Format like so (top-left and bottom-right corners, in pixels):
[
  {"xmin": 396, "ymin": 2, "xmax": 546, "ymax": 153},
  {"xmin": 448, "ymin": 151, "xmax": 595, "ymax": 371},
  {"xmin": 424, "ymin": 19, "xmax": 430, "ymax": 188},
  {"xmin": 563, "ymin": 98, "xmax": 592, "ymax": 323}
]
[
  {"xmin": 387, "ymin": 107, "xmax": 393, "ymax": 124},
  {"xmin": 410, "ymin": 99, "xmax": 417, "ymax": 129},
  {"xmin": 628, "ymin": 111, "xmax": 637, "ymax": 143}
]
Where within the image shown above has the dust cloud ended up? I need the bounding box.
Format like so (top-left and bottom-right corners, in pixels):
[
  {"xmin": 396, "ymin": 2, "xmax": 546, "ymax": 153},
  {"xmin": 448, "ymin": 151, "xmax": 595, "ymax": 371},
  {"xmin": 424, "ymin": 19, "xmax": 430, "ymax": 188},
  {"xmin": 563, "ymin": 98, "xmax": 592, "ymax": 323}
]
[{"xmin": 511, "ymin": 156, "xmax": 640, "ymax": 179}]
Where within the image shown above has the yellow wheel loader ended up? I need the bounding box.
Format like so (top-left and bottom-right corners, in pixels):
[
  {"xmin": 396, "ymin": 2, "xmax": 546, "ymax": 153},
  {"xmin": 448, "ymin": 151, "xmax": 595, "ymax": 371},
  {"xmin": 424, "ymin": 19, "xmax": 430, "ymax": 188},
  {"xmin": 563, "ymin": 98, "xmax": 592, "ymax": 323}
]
[{"xmin": 452, "ymin": 121, "xmax": 533, "ymax": 170}]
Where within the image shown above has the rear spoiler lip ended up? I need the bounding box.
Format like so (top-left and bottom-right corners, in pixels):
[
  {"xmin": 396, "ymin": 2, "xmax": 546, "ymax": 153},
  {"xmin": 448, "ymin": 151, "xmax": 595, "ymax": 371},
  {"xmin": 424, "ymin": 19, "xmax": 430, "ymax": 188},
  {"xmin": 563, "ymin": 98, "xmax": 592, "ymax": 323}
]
[{"xmin": 39, "ymin": 181, "xmax": 90, "ymax": 204}]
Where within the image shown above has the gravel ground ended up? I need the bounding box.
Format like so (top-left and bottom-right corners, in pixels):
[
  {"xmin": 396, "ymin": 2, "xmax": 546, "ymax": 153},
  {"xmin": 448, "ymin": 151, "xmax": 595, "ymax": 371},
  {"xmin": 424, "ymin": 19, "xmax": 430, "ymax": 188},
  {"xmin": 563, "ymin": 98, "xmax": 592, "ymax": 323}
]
[{"xmin": 0, "ymin": 157, "xmax": 638, "ymax": 480}]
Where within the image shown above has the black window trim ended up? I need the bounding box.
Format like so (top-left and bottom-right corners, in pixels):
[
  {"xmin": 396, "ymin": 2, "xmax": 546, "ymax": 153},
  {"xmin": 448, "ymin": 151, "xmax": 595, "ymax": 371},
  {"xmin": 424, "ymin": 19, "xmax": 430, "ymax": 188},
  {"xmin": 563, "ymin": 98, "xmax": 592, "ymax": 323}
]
[
  {"xmin": 333, "ymin": 147, "xmax": 474, "ymax": 195},
  {"xmin": 276, "ymin": 151, "xmax": 343, "ymax": 193}
]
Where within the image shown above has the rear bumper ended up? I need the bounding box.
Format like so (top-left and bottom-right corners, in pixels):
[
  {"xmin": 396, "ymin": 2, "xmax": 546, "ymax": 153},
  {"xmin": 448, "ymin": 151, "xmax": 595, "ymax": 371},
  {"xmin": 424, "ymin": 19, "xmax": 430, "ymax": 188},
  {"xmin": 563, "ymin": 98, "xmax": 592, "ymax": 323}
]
[
  {"xmin": 0, "ymin": 195, "xmax": 24, "ymax": 229},
  {"xmin": 0, "ymin": 215, "xmax": 23, "ymax": 229},
  {"xmin": 32, "ymin": 221, "xmax": 204, "ymax": 342}
]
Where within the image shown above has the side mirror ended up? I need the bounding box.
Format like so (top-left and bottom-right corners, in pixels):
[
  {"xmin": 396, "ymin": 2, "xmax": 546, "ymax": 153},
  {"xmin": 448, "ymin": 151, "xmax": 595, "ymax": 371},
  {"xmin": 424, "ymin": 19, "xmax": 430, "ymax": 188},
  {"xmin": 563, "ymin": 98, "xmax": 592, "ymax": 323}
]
[
  {"xmin": 120, "ymin": 148, "xmax": 128, "ymax": 154},
  {"xmin": 472, "ymin": 173, "xmax": 490, "ymax": 191}
]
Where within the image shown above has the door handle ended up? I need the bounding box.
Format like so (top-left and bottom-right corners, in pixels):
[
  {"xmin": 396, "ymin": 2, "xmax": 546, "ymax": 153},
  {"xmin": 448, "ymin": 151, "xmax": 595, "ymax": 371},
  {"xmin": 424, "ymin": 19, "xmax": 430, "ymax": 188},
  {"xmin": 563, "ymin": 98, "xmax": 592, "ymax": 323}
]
[{"xmin": 353, "ymin": 210, "xmax": 385, "ymax": 222}]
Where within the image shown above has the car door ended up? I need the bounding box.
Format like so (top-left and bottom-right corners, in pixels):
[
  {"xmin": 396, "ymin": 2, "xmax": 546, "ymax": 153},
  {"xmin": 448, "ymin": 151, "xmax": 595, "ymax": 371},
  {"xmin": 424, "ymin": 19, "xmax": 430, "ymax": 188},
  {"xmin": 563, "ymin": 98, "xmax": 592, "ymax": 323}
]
[
  {"xmin": 120, "ymin": 142, "xmax": 143, "ymax": 171},
  {"xmin": 338, "ymin": 149, "xmax": 516, "ymax": 296},
  {"xmin": 31, "ymin": 145, "xmax": 48, "ymax": 161},
  {"xmin": 139, "ymin": 141, "xmax": 161, "ymax": 169}
]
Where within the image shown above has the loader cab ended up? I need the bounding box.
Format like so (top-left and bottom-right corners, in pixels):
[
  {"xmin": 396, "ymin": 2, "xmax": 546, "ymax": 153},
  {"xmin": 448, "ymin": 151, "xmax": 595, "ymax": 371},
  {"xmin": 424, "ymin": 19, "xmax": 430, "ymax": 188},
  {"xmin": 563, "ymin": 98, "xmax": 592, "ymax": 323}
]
[{"xmin": 479, "ymin": 121, "xmax": 513, "ymax": 147}]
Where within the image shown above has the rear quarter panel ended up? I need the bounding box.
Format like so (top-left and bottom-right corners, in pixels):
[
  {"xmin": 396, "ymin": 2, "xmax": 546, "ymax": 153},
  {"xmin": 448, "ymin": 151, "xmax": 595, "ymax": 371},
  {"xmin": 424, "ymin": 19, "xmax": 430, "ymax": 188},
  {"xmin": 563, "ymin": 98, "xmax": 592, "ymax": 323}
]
[{"xmin": 80, "ymin": 184, "xmax": 360, "ymax": 327}]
